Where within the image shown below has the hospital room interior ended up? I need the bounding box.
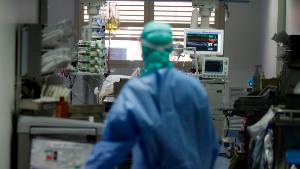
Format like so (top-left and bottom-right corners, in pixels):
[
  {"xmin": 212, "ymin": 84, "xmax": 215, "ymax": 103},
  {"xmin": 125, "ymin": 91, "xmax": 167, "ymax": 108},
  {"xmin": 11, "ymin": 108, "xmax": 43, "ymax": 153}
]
[{"xmin": 1, "ymin": 0, "xmax": 300, "ymax": 169}]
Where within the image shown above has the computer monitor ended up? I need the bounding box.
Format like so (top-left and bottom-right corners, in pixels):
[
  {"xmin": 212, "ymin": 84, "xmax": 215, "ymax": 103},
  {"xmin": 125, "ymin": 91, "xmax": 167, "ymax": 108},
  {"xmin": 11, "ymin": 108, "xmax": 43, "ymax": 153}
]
[
  {"xmin": 184, "ymin": 28, "xmax": 224, "ymax": 55},
  {"xmin": 201, "ymin": 56, "xmax": 229, "ymax": 78}
]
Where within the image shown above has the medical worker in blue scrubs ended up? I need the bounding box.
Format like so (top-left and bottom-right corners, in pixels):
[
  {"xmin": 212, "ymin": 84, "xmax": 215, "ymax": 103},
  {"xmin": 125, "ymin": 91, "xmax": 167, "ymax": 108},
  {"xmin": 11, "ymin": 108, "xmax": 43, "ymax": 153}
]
[{"xmin": 86, "ymin": 21, "xmax": 219, "ymax": 169}]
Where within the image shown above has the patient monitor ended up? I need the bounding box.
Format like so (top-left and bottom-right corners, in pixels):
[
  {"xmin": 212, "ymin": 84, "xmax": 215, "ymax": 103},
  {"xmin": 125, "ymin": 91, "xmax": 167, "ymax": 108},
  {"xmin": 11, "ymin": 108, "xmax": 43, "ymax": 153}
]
[{"xmin": 184, "ymin": 28, "xmax": 224, "ymax": 55}]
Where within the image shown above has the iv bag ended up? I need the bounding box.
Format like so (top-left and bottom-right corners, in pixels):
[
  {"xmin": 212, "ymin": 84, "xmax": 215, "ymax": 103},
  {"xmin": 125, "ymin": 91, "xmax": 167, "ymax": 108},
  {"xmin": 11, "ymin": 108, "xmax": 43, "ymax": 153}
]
[{"xmin": 106, "ymin": 2, "xmax": 120, "ymax": 32}]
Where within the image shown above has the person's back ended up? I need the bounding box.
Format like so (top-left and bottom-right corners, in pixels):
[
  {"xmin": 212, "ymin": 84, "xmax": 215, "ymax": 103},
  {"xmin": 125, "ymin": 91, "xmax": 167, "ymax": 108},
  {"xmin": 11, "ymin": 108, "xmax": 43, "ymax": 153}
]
[
  {"xmin": 124, "ymin": 67, "xmax": 218, "ymax": 169},
  {"xmin": 85, "ymin": 21, "xmax": 219, "ymax": 169}
]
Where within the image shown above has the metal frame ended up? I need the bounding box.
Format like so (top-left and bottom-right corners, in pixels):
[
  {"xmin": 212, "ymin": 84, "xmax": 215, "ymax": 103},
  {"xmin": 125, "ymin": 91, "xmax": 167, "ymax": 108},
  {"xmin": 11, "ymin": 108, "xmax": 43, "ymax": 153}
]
[
  {"xmin": 17, "ymin": 116, "xmax": 103, "ymax": 169},
  {"xmin": 272, "ymin": 108, "xmax": 300, "ymax": 169}
]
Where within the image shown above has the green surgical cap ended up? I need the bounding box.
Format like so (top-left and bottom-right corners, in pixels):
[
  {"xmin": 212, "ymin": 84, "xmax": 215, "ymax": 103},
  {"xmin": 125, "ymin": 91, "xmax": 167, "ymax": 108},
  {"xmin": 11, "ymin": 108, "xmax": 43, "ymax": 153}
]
[{"xmin": 141, "ymin": 21, "xmax": 174, "ymax": 75}]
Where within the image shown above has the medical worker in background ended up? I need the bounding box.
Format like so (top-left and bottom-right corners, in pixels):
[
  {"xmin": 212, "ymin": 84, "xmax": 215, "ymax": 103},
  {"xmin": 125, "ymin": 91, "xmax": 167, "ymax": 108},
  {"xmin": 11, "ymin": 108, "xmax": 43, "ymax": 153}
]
[{"xmin": 86, "ymin": 21, "xmax": 219, "ymax": 169}]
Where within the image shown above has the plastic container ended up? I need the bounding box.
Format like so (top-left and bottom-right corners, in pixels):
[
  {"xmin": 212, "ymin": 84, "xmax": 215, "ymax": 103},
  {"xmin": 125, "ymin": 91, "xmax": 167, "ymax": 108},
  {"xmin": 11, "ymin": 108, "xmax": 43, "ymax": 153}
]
[
  {"xmin": 55, "ymin": 97, "xmax": 69, "ymax": 118},
  {"xmin": 253, "ymin": 65, "xmax": 261, "ymax": 92}
]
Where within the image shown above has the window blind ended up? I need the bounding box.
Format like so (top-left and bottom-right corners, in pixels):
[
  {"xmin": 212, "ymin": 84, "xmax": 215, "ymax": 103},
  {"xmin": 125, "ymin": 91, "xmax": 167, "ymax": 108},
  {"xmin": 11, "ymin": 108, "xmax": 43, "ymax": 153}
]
[
  {"xmin": 106, "ymin": 1, "xmax": 144, "ymax": 40},
  {"xmin": 154, "ymin": 1, "xmax": 215, "ymax": 40}
]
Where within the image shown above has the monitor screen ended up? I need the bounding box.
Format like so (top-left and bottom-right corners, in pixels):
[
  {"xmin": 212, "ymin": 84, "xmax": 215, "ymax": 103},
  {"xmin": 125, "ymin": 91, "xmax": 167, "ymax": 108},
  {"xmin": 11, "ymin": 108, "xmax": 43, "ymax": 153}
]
[
  {"xmin": 204, "ymin": 60, "xmax": 223, "ymax": 73},
  {"xmin": 184, "ymin": 29, "xmax": 224, "ymax": 55},
  {"xmin": 30, "ymin": 138, "xmax": 93, "ymax": 169}
]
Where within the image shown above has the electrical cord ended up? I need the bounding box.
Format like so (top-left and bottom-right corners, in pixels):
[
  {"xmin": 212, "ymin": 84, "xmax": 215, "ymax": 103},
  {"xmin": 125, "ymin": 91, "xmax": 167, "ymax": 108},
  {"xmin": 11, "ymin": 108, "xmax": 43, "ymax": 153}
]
[
  {"xmin": 90, "ymin": 74, "xmax": 104, "ymax": 83},
  {"xmin": 225, "ymin": 115, "xmax": 230, "ymax": 138},
  {"xmin": 70, "ymin": 91, "xmax": 85, "ymax": 104},
  {"xmin": 222, "ymin": 109, "xmax": 232, "ymax": 138},
  {"xmin": 68, "ymin": 74, "xmax": 77, "ymax": 103}
]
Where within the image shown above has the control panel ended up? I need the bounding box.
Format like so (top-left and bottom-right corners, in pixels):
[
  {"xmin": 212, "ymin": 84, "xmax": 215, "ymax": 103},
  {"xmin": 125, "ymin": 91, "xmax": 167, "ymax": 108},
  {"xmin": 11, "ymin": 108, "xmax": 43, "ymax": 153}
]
[{"xmin": 200, "ymin": 56, "xmax": 229, "ymax": 79}]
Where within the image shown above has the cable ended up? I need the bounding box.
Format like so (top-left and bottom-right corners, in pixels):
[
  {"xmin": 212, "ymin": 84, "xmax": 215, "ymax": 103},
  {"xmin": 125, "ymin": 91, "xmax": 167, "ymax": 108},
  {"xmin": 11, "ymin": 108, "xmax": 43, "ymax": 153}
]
[
  {"xmin": 68, "ymin": 74, "xmax": 77, "ymax": 103},
  {"xmin": 225, "ymin": 115, "xmax": 230, "ymax": 138},
  {"xmin": 90, "ymin": 74, "xmax": 104, "ymax": 83},
  {"xmin": 222, "ymin": 109, "xmax": 231, "ymax": 138},
  {"xmin": 70, "ymin": 91, "xmax": 85, "ymax": 104}
]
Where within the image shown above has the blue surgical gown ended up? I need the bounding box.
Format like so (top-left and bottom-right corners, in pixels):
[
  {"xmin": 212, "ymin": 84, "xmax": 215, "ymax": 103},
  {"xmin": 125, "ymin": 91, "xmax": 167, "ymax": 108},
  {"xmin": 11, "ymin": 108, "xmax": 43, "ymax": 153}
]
[{"xmin": 86, "ymin": 67, "xmax": 219, "ymax": 169}]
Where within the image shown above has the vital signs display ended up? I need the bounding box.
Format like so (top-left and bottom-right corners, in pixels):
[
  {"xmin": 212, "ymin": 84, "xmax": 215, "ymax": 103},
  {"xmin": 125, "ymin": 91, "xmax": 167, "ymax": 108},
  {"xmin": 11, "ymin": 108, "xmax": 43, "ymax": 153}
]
[{"xmin": 184, "ymin": 29, "xmax": 224, "ymax": 55}]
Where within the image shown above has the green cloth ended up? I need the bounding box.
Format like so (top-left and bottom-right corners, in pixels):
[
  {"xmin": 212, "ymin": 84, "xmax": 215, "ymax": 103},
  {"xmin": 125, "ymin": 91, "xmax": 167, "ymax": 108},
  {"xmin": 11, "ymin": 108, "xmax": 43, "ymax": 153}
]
[{"xmin": 141, "ymin": 21, "xmax": 174, "ymax": 75}]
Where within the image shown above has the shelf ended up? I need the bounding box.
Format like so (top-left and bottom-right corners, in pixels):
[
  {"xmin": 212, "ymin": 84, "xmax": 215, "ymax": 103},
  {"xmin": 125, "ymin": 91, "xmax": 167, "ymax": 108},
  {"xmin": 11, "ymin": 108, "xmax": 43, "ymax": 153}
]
[{"xmin": 70, "ymin": 72, "xmax": 103, "ymax": 76}]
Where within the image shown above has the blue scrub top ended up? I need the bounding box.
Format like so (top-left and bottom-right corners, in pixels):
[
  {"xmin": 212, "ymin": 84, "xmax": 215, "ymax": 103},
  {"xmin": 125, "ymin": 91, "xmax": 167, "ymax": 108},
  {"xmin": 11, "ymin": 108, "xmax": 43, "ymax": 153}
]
[{"xmin": 86, "ymin": 67, "xmax": 219, "ymax": 169}]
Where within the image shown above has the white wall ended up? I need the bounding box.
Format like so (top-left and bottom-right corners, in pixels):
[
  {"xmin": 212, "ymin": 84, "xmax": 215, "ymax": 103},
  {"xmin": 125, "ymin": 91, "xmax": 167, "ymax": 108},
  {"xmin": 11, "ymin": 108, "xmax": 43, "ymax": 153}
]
[
  {"xmin": 261, "ymin": 0, "xmax": 278, "ymax": 78},
  {"xmin": 48, "ymin": 0, "xmax": 76, "ymax": 48},
  {"xmin": 224, "ymin": 0, "xmax": 265, "ymax": 88},
  {"xmin": 225, "ymin": 0, "xmax": 280, "ymax": 88},
  {"xmin": 286, "ymin": 0, "xmax": 300, "ymax": 35},
  {"xmin": 48, "ymin": 0, "xmax": 75, "ymax": 24},
  {"xmin": 0, "ymin": 0, "xmax": 38, "ymax": 168}
]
